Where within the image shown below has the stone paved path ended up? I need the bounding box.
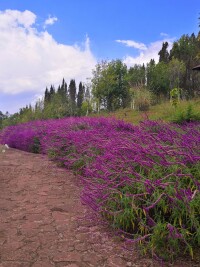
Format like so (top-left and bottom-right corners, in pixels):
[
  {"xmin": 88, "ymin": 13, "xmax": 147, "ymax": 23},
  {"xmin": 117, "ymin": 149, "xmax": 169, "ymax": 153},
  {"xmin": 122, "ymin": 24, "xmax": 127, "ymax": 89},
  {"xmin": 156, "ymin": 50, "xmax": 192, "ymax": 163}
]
[{"xmin": 0, "ymin": 147, "xmax": 198, "ymax": 267}]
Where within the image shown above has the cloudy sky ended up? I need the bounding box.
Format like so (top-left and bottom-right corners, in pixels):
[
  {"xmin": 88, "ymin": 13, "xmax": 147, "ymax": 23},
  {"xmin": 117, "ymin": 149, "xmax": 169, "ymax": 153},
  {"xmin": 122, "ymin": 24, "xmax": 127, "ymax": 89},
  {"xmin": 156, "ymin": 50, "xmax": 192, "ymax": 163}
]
[{"xmin": 0, "ymin": 0, "xmax": 199, "ymax": 114}]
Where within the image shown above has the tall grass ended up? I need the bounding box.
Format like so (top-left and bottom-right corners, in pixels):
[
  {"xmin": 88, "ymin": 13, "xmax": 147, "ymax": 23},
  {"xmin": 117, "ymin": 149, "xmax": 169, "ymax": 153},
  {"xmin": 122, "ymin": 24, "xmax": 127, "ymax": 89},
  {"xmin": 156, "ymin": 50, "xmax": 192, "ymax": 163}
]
[{"xmin": 97, "ymin": 98, "xmax": 200, "ymax": 125}]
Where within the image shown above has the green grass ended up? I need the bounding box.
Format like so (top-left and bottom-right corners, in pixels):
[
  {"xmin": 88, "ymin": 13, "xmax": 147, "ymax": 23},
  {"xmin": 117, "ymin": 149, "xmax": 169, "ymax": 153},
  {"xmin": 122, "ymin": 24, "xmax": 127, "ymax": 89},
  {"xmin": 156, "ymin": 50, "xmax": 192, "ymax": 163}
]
[{"xmin": 91, "ymin": 98, "xmax": 200, "ymax": 124}]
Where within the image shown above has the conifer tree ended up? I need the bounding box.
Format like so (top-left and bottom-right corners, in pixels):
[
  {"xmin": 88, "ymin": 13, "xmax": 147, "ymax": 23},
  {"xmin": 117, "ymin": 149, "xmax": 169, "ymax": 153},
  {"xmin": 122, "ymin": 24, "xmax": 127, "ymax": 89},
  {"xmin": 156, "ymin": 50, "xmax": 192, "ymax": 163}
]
[
  {"xmin": 60, "ymin": 78, "xmax": 67, "ymax": 97},
  {"xmin": 158, "ymin": 42, "xmax": 169, "ymax": 63},
  {"xmin": 44, "ymin": 87, "xmax": 50, "ymax": 102},
  {"xmin": 49, "ymin": 85, "xmax": 55, "ymax": 100},
  {"xmin": 77, "ymin": 82, "xmax": 85, "ymax": 109},
  {"xmin": 57, "ymin": 85, "xmax": 61, "ymax": 95},
  {"xmin": 68, "ymin": 79, "xmax": 77, "ymax": 115}
]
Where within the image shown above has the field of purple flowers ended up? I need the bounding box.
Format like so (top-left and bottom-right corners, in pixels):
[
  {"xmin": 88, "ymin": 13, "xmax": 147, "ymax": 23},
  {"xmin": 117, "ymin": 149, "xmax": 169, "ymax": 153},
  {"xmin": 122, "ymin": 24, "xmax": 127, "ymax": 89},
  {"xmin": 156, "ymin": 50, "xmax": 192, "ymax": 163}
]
[{"xmin": 1, "ymin": 117, "xmax": 200, "ymax": 261}]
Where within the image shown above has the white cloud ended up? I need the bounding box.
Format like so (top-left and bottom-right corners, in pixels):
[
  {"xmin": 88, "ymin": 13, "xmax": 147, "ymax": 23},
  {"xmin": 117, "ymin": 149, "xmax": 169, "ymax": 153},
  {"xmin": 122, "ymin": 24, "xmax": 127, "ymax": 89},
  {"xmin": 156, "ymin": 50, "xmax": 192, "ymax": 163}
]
[
  {"xmin": 117, "ymin": 38, "xmax": 174, "ymax": 67},
  {"xmin": 116, "ymin": 39, "xmax": 147, "ymax": 50},
  {"xmin": 160, "ymin": 32, "xmax": 169, "ymax": 37},
  {"xmin": 0, "ymin": 10, "xmax": 96, "ymax": 96},
  {"xmin": 0, "ymin": 9, "xmax": 36, "ymax": 29},
  {"xmin": 44, "ymin": 16, "xmax": 58, "ymax": 28}
]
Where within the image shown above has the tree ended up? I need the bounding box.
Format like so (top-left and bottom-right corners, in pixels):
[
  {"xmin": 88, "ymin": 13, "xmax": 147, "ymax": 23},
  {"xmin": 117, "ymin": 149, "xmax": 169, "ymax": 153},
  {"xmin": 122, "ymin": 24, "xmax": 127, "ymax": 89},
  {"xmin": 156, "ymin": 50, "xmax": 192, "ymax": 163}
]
[
  {"xmin": 146, "ymin": 59, "xmax": 156, "ymax": 89},
  {"xmin": 49, "ymin": 85, "xmax": 55, "ymax": 100},
  {"xmin": 17, "ymin": 105, "xmax": 34, "ymax": 123},
  {"xmin": 158, "ymin": 42, "xmax": 169, "ymax": 63},
  {"xmin": 77, "ymin": 82, "xmax": 85, "ymax": 114},
  {"xmin": 91, "ymin": 61, "xmax": 108, "ymax": 111},
  {"xmin": 34, "ymin": 99, "xmax": 44, "ymax": 119},
  {"xmin": 169, "ymin": 33, "xmax": 200, "ymax": 97},
  {"xmin": 168, "ymin": 58, "xmax": 186, "ymax": 91},
  {"xmin": 147, "ymin": 61, "xmax": 170, "ymax": 99},
  {"xmin": 58, "ymin": 78, "xmax": 69, "ymax": 115},
  {"xmin": 91, "ymin": 60, "xmax": 130, "ymax": 111},
  {"xmin": 84, "ymin": 83, "xmax": 91, "ymax": 116},
  {"xmin": 59, "ymin": 78, "xmax": 68, "ymax": 98},
  {"xmin": 68, "ymin": 79, "xmax": 77, "ymax": 115},
  {"xmin": 127, "ymin": 64, "xmax": 146, "ymax": 109},
  {"xmin": 128, "ymin": 64, "xmax": 146, "ymax": 88},
  {"xmin": 44, "ymin": 87, "xmax": 50, "ymax": 103}
]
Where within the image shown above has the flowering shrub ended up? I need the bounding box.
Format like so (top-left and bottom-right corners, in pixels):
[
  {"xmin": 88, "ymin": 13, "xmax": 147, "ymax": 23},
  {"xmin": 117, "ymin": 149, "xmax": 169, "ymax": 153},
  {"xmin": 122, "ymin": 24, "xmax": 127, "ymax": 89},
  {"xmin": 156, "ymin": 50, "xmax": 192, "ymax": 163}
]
[{"xmin": 1, "ymin": 117, "xmax": 200, "ymax": 261}]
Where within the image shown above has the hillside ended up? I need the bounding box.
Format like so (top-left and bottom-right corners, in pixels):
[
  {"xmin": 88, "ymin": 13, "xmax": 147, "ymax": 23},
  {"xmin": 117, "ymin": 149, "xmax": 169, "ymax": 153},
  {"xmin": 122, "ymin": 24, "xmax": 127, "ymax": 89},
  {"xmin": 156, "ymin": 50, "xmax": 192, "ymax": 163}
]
[{"xmin": 92, "ymin": 99, "xmax": 200, "ymax": 125}]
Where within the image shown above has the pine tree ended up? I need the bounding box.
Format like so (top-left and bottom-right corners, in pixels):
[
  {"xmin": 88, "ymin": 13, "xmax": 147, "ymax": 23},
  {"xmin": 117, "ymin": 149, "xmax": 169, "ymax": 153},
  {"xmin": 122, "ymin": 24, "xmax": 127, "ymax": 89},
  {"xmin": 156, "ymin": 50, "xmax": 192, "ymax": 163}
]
[
  {"xmin": 56, "ymin": 78, "xmax": 70, "ymax": 117},
  {"xmin": 60, "ymin": 78, "xmax": 66, "ymax": 97},
  {"xmin": 68, "ymin": 79, "xmax": 77, "ymax": 115},
  {"xmin": 49, "ymin": 85, "xmax": 55, "ymax": 100},
  {"xmin": 64, "ymin": 80, "xmax": 67, "ymax": 96},
  {"xmin": 77, "ymin": 82, "xmax": 85, "ymax": 109},
  {"xmin": 57, "ymin": 85, "xmax": 61, "ymax": 95},
  {"xmin": 44, "ymin": 87, "xmax": 51, "ymax": 103},
  {"xmin": 158, "ymin": 42, "xmax": 169, "ymax": 63}
]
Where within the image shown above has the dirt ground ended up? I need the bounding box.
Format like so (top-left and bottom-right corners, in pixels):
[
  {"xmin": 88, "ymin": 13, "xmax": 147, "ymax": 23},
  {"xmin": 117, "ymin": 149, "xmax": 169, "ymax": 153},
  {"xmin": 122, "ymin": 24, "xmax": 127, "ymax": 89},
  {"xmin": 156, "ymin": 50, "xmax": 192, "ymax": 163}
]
[{"xmin": 0, "ymin": 146, "xmax": 198, "ymax": 267}]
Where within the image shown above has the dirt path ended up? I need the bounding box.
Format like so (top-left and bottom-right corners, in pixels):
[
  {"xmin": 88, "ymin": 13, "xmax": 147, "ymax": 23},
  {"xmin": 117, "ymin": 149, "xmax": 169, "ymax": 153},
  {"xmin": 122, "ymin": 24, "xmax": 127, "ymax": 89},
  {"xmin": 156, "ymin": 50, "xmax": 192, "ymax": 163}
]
[{"xmin": 0, "ymin": 147, "xmax": 197, "ymax": 267}]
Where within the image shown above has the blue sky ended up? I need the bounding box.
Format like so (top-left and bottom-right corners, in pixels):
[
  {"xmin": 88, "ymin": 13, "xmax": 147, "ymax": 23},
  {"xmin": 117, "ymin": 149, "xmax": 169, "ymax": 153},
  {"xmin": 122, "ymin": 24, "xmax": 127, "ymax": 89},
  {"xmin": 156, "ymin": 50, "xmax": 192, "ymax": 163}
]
[{"xmin": 0, "ymin": 0, "xmax": 199, "ymax": 114}]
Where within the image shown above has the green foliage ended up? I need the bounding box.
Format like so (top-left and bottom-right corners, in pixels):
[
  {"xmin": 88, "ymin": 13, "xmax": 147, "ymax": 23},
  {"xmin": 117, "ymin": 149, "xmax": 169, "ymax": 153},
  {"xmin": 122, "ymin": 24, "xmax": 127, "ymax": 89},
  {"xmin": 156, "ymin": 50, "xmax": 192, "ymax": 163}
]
[
  {"xmin": 0, "ymin": 111, "xmax": 7, "ymax": 129},
  {"xmin": 77, "ymin": 82, "xmax": 85, "ymax": 114},
  {"xmin": 47, "ymin": 148, "xmax": 58, "ymax": 159},
  {"xmin": 127, "ymin": 64, "xmax": 146, "ymax": 88},
  {"xmin": 169, "ymin": 33, "xmax": 200, "ymax": 97},
  {"xmin": 103, "ymin": 162, "xmax": 200, "ymax": 261},
  {"xmin": 147, "ymin": 61, "xmax": 170, "ymax": 98},
  {"xmin": 81, "ymin": 101, "xmax": 92, "ymax": 116},
  {"xmin": 171, "ymin": 103, "xmax": 200, "ymax": 124},
  {"xmin": 68, "ymin": 79, "xmax": 77, "ymax": 115},
  {"xmin": 43, "ymin": 92, "xmax": 70, "ymax": 118},
  {"xmin": 168, "ymin": 58, "xmax": 186, "ymax": 89},
  {"xmin": 170, "ymin": 88, "xmax": 180, "ymax": 108},
  {"xmin": 93, "ymin": 98, "xmax": 200, "ymax": 126},
  {"xmin": 158, "ymin": 42, "xmax": 169, "ymax": 63},
  {"xmin": 30, "ymin": 137, "xmax": 41, "ymax": 153},
  {"xmin": 92, "ymin": 59, "xmax": 131, "ymax": 111},
  {"xmin": 71, "ymin": 157, "xmax": 85, "ymax": 174}
]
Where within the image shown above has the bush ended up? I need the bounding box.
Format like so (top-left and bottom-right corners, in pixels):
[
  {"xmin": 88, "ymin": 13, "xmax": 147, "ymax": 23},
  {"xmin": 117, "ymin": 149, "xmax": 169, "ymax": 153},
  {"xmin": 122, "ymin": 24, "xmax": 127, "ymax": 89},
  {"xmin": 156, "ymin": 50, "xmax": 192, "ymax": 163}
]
[
  {"xmin": 170, "ymin": 88, "xmax": 181, "ymax": 108},
  {"xmin": 31, "ymin": 137, "xmax": 41, "ymax": 153},
  {"xmin": 171, "ymin": 104, "xmax": 200, "ymax": 124},
  {"xmin": 133, "ymin": 87, "xmax": 153, "ymax": 111}
]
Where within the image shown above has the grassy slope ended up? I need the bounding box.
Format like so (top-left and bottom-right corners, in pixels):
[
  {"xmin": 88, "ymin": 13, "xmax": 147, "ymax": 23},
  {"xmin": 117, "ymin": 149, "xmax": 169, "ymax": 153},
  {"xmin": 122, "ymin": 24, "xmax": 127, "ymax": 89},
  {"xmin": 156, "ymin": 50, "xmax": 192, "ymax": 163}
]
[{"xmin": 92, "ymin": 98, "xmax": 200, "ymax": 124}]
